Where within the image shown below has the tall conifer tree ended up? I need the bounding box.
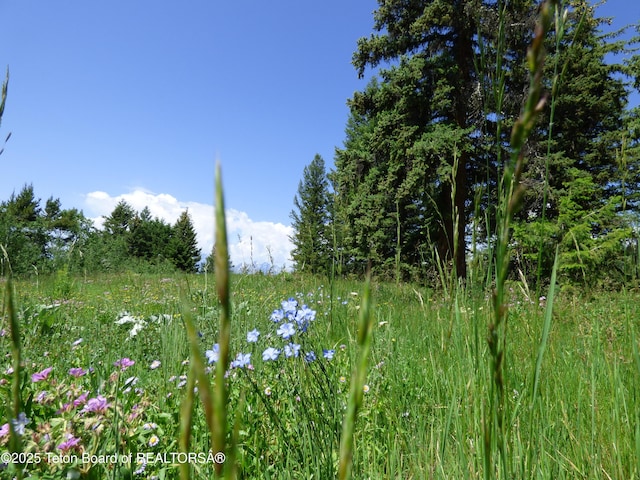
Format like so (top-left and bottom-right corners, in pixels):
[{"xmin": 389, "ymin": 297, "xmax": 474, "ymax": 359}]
[{"xmin": 290, "ymin": 154, "xmax": 332, "ymax": 274}]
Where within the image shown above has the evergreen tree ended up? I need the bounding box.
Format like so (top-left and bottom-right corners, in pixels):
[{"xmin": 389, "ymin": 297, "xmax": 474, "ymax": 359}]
[
  {"xmin": 0, "ymin": 184, "xmax": 47, "ymax": 274},
  {"xmin": 511, "ymin": 1, "xmax": 637, "ymax": 283},
  {"xmin": 290, "ymin": 154, "xmax": 332, "ymax": 274},
  {"xmin": 103, "ymin": 200, "xmax": 136, "ymax": 236},
  {"xmin": 333, "ymin": 0, "xmax": 637, "ymax": 284},
  {"xmin": 170, "ymin": 210, "xmax": 201, "ymax": 272},
  {"xmin": 129, "ymin": 207, "xmax": 173, "ymax": 263}
]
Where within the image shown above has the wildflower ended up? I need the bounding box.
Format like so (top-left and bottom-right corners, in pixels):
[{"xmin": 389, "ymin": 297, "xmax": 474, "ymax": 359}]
[
  {"xmin": 32, "ymin": 366, "xmax": 53, "ymax": 382},
  {"xmin": 281, "ymin": 298, "xmax": 298, "ymax": 314},
  {"xmin": 264, "ymin": 386, "xmax": 272, "ymax": 396},
  {"xmin": 323, "ymin": 349, "xmax": 335, "ymax": 360},
  {"xmin": 72, "ymin": 338, "xmax": 83, "ymax": 347},
  {"xmin": 58, "ymin": 434, "xmax": 81, "ymax": 452},
  {"xmin": 284, "ymin": 343, "xmax": 301, "ymax": 358},
  {"xmin": 363, "ymin": 385, "xmax": 370, "ymax": 393},
  {"xmin": 339, "ymin": 376, "xmax": 346, "ymax": 383},
  {"xmin": 148, "ymin": 434, "xmax": 160, "ymax": 447},
  {"xmin": 247, "ymin": 329, "xmax": 260, "ymax": 343},
  {"xmin": 295, "ymin": 305, "xmax": 316, "ymax": 332},
  {"xmin": 73, "ymin": 392, "xmax": 88, "ymax": 407},
  {"xmin": 69, "ymin": 367, "xmax": 87, "ymax": 377},
  {"xmin": 124, "ymin": 376, "xmax": 139, "ymax": 387},
  {"xmin": 11, "ymin": 412, "xmax": 29, "ymax": 435},
  {"xmin": 143, "ymin": 422, "xmax": 158, "ymax": 430},
  {"xmin": 114, "ymin": 358, "xmax": 135, "ymax": 370},
  {"xmin": 298, "ymin": 305, "xmax": 316, "ymax": 322},
  {"xmin": 35, "ymin": 391, "xmax": 49, "ymax": 403},
  {"xmin": 305, "ymin": 351, "xmax": 316, "ymax": 363},
  {"xmin": 262, "ymin": 347, "xmax": 280, "ymax": 362},
  {"xmin": 270, "ymin": 309, "xmax": 284, "ymax": 323},
  {"xmin": 123, "ymin": 376, "xmax": 139, "ymax": 393},
  {"xmin": 231, "ymin": 352, "xmax": 251, "ymax": 369},
  {"xmin": 277, "ymin": 322, "xmax": 296, "ymax": 340},
  {"xmin": 0, "ymin": 423, "xmax": 9, "ymax": 438},
  {"xmin": 128, "ymin": 404, "xmax": 141, "ymax": 422},
  {"xmin": 205, "ymin": 344, "xmax": 220, "ymax": 364},
  {"xmin": 149, "ymin": 360, "xmax": 161, "ymax": 370},
  {"xmin": 83, "ymin": 395, "xmax": 109, "ymax": 414},
  {"xmin": 134, "ymin": 460, "xmax": 146, "ymax": 475}
]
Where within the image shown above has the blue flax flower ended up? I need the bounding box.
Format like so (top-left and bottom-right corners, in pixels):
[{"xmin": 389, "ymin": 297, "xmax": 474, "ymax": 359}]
[
  {"xmin": 323, "ymin": 349, "xmax": 336, "ymax": 360},
  {"xmin": 284, "ymin": 343, "xmax": 301, "ymax": 358},
  {"xmin": 294, "ymin": 305, "xmax": 316, "ymax": 333},
  {"xmin": 299, "ymin": 305, "xmax": 316, "ymax": 322},
  {"xmin": 305, "ymin": 351, "xmax": 317, "ymax": 363},
  {"xmin": 262, "ymin": 347, "xmax": 281, "ymax": 362},
  {"xmin": 11, "ymin": 412, "xmax": 30, "ymax": 436},
  {"xmin": 231, "ymin": 352, "xmax": 251, "ymax": 369},
  {"xmin": 277, "ymin": 322, "xmax": 296, "ymax": 340},
  {"xmin": 270, "ymin": 309, "xmax": 284, "ymax": 323},
  {"xmin": 205, "ymin": 344, "xmax": 220, "ymax": 364},
  {"xmin": 281, "ymin": 298, "xmax": 298, "ymax": 315},
  {"xmin": 247, "ymin": 329, "xmax": 260, "ymax": 343}
]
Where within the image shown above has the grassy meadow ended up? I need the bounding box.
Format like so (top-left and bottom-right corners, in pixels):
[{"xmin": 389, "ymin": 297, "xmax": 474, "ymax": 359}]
[{"xmin": 1, "ymin": 269, "xmax": 639, "ymax": 479}]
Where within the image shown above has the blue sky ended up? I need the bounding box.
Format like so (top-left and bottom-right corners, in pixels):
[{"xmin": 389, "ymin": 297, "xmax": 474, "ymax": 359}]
[{"xmin": 0, "ymin": 1, "xmax": 638, "ymax": 269}]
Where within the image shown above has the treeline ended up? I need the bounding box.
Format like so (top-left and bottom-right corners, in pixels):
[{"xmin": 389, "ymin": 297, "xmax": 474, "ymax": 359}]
[
  {"xmin": 290, "ymin": 0, "xmax": 640, "ymax": 288},
  {"xmin": 0, "ymin": 184, "xmax": 201, "ymax": 276}
]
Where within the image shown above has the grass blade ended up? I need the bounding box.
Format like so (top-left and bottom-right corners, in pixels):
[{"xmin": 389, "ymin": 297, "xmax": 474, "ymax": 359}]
[{"xmin": 338, "ymin": 274, "xmax": 373, "ymax": 480}]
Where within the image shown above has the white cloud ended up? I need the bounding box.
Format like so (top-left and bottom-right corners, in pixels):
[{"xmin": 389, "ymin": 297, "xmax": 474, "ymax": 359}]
[{"xmin": 83, "ymin": 189, "xmax": 293, "ymax": 270}]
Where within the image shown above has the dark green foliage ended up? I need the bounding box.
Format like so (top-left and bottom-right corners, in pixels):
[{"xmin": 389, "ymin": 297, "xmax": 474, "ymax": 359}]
[
  {"xmin": 0, "ymin": 184, "xmax": 90, "ymax": 275},
  {"xmin": 170, "ymin": 209, "xmax": 201, "ymax": 273},
  {"xmin": 0, "ymin": 188, "xmax": 204, "ymax": 276},
  {"xmin": 331, "ymin": 0, "xmax": 638, "ymax": 286},
  {"xmin": 290, "ymin": 154, "xmax": 332, "ymax": 274},
  {"xmin": 129, "ymin": 207, "xmax": 173, "ymax": 263}
]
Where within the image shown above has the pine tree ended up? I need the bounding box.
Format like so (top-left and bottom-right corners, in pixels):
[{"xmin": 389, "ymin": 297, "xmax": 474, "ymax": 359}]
[
  {"xmin": 290, "ymin": 154, "xmax": 332, "ymax": 274},
  {"xmin": 333, "ymin": 0, "xmax": 637, "ymax": 283},
  {"xmin": 170, "ymin": 210, "xmax": 201, "ymax": 272}
]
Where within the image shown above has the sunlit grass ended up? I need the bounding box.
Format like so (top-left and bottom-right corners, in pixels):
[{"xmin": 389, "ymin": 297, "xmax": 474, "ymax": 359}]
[{"xmin": 1, "ymin": 268, "xmax": 639, "ymax": 478}]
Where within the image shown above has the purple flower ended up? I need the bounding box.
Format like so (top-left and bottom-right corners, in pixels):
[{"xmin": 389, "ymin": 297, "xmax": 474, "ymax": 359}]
[
  {"xmin": 31, "ymin": 367, "xmax": 53, "ymax": 382},
  {"xmin": 305, "ymin": 351, "xmax": 317, "ymax": 363},
  {"xmin": 114, "ymin": 358, "xmax": 135, "ymax": 370},
  {"xmin": 69, "ymin": 367, "xmax": 87, "ymax": 378},
  {"xmin": 0, "ymin": 423, "xmax": 9, "ymax": 438},
  {"xmin": 73, "ymin": 392, "xmax": 88, "ymax": 407},
  {"xmin": 83, "ymin": 395, "xmax": 109, "ymax": 414},
  {"xmin": 58, "ymin": 434, "xmax": 81, "ymax": 452},
  {"xmin": 35, "ymin": 391, "xmax": 48, "ymax": 403}
]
